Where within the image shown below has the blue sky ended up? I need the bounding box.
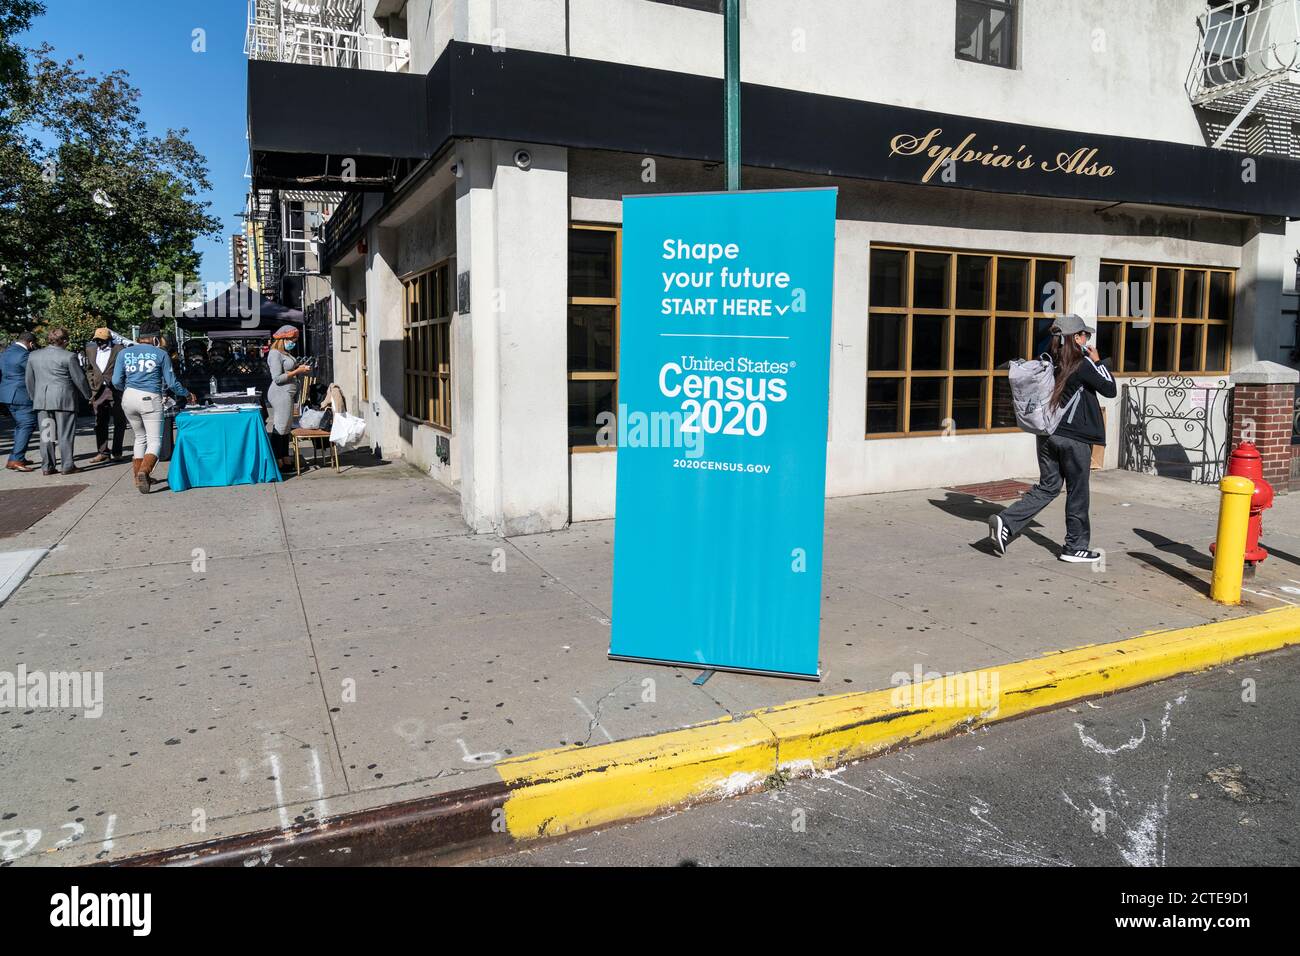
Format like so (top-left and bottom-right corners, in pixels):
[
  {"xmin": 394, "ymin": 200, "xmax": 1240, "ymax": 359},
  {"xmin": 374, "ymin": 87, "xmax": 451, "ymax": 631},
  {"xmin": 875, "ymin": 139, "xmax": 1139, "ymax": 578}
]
[{"xmin": 20, "ymin": 1, "xmax": 250, "ymax": 285}]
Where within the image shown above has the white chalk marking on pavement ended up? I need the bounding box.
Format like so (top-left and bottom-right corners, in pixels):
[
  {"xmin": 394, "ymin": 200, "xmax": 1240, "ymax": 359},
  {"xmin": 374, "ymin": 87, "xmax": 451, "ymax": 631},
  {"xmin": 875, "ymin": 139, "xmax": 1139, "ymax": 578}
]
[
  {"xmin": 455, "ymin": 738, "xmax": 502, "ymax": 765},
  {"xmin": 573, "ymin": 696, "xmax": 614, "ymax": 743},
  {"xmin": 52, "ymin": 821, "xmax": 84, "ymax": 850},
  {"xmin": 1069, "ymin": 705, "xmax": 1181, "ymax": 867},
  {"xmin": 102, "ymin": 814, "xmax": 117, "ymax": 853},
  {"xmin": 1160, "ymin": 693, "xmax": 1187, "ymax": 743},
  {"xmin": 1118, "ymin": 795, "xmax": 1165, "ymax": 867},
  {"xmin": 267, "ymin": 751, "xmax": 291, "ymax": 834},
  {"xmin": 1074, "ymin": 720, "xmax": 1147, "ymax": 755},
  {"xmin": 827, "ymin": 775, "xmax": 877, "ymax": 799},
  {"xmin": 1242, "ymin": 587, "xmax": 1296, "ymax": 606},
  {"xmin": 308, "ymin": 747, "xmax": 330, "ymax": 820},
  {"xmin": 968, "ymin": 795, "xmax": 1001, "ymax": 832},
  {"xmin": 0, "ymin": 829, "xmax": 41, "ymax": 863}
]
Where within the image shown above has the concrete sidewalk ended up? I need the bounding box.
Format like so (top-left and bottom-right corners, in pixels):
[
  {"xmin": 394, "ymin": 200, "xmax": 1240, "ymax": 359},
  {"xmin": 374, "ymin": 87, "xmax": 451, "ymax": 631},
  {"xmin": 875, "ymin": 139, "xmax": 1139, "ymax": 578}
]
[{"xmin": 2, "ymin": 417, "xmax": 1299, "ymax": 864}]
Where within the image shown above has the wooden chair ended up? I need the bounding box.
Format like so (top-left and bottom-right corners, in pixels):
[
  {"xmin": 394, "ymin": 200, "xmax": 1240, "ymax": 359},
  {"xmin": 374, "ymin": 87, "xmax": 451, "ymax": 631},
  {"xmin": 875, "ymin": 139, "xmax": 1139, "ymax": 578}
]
[{"xmin": 291, "ymin": 427, "xmax": 338, "ymax": 476}]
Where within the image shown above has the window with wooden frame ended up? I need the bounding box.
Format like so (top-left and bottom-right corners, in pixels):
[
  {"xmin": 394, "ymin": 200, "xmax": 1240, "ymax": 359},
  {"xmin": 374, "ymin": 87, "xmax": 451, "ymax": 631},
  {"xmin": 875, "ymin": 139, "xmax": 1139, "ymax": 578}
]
[
  {"xmin": 1095, "ymin": 261, "xmax": 1233, "ymax": 376},
  {"xmin": 867, "ymin": 245, "xmax": 1071, "ymax": 437},
  {"xmin": 568, "ymin": 224, "xmax": 620, "ymax": 450},
  {"xmin": 356, "ymin": 298, "xmax": 369, "ymax": 404},
  {"xmin": 402, "ymin": 262, "xmax": 452, "ymax": 431}
]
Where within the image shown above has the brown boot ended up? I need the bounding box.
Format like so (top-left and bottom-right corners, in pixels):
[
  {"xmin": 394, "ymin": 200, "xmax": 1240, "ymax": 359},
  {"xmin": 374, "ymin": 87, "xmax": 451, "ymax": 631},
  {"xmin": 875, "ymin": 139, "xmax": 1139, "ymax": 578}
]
[
  {"xmin": 131, "ymin": 458, "xmax": 143, "ymax": 478},
  {"xmin": 136, "ymin": 454, "xmax": 157, "ymax": 494}
]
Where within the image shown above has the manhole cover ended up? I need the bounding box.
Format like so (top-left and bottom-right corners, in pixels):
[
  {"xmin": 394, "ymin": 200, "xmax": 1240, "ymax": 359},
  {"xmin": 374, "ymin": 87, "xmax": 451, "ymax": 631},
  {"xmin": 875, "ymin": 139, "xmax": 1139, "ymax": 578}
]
[
  {"xmin": 946, "ymin": 479, "xmax": 1032, "ymax": 502},
  {"xmin": 0, "ymin": 485, "xmax": 88, "ymax": 537}
]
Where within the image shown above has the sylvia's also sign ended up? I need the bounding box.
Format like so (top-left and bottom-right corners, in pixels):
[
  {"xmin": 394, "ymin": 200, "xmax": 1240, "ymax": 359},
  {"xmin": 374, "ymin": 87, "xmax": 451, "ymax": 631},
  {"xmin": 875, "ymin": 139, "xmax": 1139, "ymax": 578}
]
[{"xmin": 889, "ymin": 128, "xmax": 1116, "ymax": 184}]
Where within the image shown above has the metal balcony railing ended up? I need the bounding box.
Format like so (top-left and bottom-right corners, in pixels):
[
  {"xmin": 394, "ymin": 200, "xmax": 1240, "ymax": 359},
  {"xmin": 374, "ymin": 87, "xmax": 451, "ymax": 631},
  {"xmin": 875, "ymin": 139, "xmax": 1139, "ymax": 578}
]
[
  {"xmin": 1187, "ymin": 0, "xmax": 1300, "ymax": 105},
  {"xmin": 245, "ymin": 0, "xmax": 411, "ymax": 72},
  {"xmin": 320, "ymin": 191, "xmax": 363, "ymax": 267}
]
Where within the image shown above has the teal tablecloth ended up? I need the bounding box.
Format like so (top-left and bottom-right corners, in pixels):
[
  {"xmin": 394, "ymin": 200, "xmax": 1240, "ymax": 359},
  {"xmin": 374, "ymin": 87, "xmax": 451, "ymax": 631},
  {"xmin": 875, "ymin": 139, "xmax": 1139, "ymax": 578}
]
[{"xmin": 168, "ymin": 407, "xmax": 282, "ymax": 492}]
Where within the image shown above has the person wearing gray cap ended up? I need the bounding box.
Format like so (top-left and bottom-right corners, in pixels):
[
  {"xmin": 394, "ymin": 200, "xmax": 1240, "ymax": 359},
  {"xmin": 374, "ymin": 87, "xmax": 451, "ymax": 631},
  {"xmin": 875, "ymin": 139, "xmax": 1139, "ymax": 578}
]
[{"xmin": 989, "ymin": 313, "xmax": 1116, "ymax": 563}]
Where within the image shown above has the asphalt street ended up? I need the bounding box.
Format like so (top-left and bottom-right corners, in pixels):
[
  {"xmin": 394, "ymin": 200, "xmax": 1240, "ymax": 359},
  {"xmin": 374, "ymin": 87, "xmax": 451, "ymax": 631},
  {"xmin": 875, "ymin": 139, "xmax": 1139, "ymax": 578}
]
[{"xmin": 485, "ymin": 646, "xmax": 1300, "ymax": 867}]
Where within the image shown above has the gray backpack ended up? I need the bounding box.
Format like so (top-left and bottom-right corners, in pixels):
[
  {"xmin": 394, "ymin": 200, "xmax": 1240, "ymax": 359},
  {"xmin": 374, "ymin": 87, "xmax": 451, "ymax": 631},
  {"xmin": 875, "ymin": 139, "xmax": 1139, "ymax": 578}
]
[{"xmin": 1007, "ymin": 355, "xmax": 1081, "ymax": 436}]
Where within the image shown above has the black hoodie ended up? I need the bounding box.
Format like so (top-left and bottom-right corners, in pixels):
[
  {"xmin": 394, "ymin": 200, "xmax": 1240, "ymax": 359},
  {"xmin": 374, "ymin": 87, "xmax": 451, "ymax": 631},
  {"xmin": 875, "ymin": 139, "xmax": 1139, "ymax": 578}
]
[{"xmin": 1052, "ymin": 355, "xmax": 1117, "ymax": 446}]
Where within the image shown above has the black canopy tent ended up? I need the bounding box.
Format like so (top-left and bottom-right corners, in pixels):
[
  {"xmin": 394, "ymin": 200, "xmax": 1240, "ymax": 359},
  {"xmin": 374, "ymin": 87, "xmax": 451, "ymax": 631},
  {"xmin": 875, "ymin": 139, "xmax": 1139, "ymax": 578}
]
[
  {"xmin": 176, "ymin": 288, "xmax": 305, "ymax": 398},
  {"xmin": 178, "ymin": 287, "xmax": 304, "ymax": 335}
]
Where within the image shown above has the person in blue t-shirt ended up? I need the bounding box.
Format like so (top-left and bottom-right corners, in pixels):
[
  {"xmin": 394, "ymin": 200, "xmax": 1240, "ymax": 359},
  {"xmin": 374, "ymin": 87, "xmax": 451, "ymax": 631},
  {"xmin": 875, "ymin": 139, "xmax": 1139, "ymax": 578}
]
[{"xmin": 112, "ymin": 323, "xmax": 191, "ymax": 494}]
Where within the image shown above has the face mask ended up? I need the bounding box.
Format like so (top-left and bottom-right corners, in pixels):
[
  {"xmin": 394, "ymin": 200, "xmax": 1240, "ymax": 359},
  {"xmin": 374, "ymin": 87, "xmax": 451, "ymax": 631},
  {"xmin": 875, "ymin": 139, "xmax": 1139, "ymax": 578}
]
[
  {"xmin": 97, "ymin": 342, "xmax": 111, "ymax": 350},
  {"xmin": 285, "ymin": 341, "xmax": 296, "ymax": 352}
]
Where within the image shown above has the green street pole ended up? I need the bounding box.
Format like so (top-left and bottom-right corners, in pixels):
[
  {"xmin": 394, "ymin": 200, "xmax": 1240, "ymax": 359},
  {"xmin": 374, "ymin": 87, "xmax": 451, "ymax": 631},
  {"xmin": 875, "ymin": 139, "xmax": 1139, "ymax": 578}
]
[{"xmin": 725, "ymin": 0, "xmax": 741, "ymax": 191}]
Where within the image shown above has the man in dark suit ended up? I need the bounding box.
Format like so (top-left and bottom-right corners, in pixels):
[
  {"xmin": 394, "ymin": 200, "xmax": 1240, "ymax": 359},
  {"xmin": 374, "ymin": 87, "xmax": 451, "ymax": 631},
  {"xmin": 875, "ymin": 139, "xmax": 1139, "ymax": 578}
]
[
  {"xmin": 83, "ymin": 327, "xmax": 127, "ymax": 463},
  {"xmin": 0, "ymin": 331, "xmax": 39, "ymax": 472},
  {"xmin": 25, "ymin": 327, "xmax": 92, "ymax": 476}
]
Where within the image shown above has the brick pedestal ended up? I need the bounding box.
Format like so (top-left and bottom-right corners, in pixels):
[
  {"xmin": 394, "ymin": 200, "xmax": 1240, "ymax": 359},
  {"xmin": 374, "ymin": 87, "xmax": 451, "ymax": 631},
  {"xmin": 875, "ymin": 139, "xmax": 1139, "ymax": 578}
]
[{"xmin": 1231, "ymin": 361, "xmax": 1300, "ymax": 494}]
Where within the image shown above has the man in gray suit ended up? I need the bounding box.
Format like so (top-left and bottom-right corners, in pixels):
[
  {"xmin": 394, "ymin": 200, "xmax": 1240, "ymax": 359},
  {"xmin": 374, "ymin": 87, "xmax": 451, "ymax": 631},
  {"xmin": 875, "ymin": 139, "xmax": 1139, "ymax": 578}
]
[{"xmin": 25, "ymin": 327, "xmax": 91, "ymax": 476}]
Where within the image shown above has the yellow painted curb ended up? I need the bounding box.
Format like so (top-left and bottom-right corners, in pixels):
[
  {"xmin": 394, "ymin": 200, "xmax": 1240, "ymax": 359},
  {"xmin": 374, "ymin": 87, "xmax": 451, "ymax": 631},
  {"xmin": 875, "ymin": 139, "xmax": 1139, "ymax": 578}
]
[
  {"xmin": 496, "ymin": 714, "xmax": 777, "ymax": 839},
  {"xmin": 494, "ymin": 606, "xmax": 1300, "ymax": 841}
]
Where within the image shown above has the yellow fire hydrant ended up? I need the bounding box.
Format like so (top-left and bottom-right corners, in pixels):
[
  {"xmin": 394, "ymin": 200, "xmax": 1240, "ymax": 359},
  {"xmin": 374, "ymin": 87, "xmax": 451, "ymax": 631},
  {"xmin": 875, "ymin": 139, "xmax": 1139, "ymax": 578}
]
[{"xmin": 1210, "ymin": 475, "xmax": 1255, "ymax": 605}]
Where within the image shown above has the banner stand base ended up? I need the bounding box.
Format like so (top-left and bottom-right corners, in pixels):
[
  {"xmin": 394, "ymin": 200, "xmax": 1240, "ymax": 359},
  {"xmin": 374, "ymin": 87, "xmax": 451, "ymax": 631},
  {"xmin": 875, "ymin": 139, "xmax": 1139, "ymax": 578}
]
[{"xmin": 608, "ymin": 653, "xmax": 822, "ymax": 682}]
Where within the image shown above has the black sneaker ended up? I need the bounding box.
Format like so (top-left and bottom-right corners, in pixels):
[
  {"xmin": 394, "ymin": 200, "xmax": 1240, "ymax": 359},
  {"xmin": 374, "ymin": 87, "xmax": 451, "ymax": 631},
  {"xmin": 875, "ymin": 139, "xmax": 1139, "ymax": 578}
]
[
  {"xmin": 1059, "ymin": 548, "xmax": 1101, "ymax": 563},
  {"xmin": 988, "ymin": 514, "xmax": 1010, "ymax": 556}
]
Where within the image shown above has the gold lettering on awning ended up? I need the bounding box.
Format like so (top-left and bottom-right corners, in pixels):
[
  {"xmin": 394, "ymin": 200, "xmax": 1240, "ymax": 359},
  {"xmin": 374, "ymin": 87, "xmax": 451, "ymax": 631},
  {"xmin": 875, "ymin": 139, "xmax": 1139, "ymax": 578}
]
[{"xmin": 889, "ymin": 128, "xmax": 1115, "ymax": 183}]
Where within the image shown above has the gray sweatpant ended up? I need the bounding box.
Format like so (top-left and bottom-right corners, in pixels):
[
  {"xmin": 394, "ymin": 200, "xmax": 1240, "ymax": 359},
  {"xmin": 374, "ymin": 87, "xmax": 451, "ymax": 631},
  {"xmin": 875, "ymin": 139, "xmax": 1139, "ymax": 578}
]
[{"xmin": 998, "ymin": 433, "xmax": 1093, "ymax": 551}]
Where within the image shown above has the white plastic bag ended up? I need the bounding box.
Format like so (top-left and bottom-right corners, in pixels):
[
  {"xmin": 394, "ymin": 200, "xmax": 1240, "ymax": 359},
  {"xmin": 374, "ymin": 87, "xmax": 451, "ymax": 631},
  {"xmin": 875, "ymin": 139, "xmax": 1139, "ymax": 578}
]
[
  {"xmin": 329, "ymin": 411, "xmax": 367, "ymax": 449},
  {"xmin": 298, "ymin": 406, "xmax": 326, "ymax": 429}
]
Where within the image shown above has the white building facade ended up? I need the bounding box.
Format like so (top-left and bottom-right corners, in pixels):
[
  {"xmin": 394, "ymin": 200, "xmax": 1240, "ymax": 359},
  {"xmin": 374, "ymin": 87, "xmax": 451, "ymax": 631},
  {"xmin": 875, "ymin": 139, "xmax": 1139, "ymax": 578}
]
[{"xmin": 247, "ymin": 0, "xmax": 1300, "ymax": 534}]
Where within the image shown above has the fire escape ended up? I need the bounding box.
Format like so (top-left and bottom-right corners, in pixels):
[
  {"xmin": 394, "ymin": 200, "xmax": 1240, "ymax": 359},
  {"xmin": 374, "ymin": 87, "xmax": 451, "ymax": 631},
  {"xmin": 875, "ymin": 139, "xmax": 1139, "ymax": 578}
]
[
  {"xmin": 1187, "ymin": 1, "xmax": 1300, "ymax": 153},
  {"xmin": 243, "ymin": 188, "xmax": 283, "ymax": 298},
  {"xmin": 1188, "ymin": 0, "xmax": 1300, "ymax": 359},
  {"xmin": 243, "ymin": 1, "xmax": 410, "ymax": 298},
  {"xmin": 246, "ymin": 0, "xmax": 410, "ymax": 72},
  {"xmin": 244, "ymin": 0, "xmax": 412, "ymax": 378}
]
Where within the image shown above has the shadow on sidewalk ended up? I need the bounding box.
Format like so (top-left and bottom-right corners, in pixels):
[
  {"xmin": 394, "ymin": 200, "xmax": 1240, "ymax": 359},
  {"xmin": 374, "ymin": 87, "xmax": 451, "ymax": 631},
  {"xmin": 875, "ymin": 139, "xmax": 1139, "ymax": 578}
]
[
  {"xmin": 279, "ymin": 447, "xmax": 390, "ymax": 479},
  {"xmin": 1131, "ymin": 527, "xmax": 1213, "ymax": 571},
  {"xmin": 1262, "ymin": 544, "xmax": 1300, "ymax": 567},
  {"xmin": 1128, "ymin": 551, "xmax": 1208, "ymax": 597},
  {"xmin": 339, "ymin": 449, "xmax": 389, "ymax": 469},
  {"xmin": 928, "ymin": 492, "xmax": 1059, "ymax": 557}
]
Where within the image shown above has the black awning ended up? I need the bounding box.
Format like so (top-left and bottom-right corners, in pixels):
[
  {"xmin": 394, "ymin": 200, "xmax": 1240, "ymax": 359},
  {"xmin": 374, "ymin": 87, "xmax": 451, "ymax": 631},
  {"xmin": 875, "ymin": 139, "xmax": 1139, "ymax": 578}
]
[
  {"xmin": 179, "ymin": 286, "xmax": 304, "ymax": 335},
  {"xmin": 248, "ymin": 58, "xmax": 432, "ymax": 192},
  {"xmin": 252, "ymin": 41, "xmax": 1300, "ymax": 218}
]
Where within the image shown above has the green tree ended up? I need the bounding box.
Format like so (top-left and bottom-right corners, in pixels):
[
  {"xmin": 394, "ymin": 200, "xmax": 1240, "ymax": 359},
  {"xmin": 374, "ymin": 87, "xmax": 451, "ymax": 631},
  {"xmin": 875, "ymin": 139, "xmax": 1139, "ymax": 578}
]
[
  {"xmin": 0, "ymin": 0, "xmax": 42, "ymax": 110},
  {"xmin": 0, "ymin": 2, "xmax": 219, "ymax": 336},
  {"xmin": 38, "ymin": 284, "xmax": 95, "ymax": 344}
]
